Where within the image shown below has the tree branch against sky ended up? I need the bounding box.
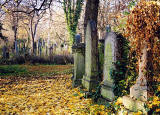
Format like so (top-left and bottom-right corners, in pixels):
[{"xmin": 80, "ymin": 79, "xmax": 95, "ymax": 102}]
[{"xmin": 0, "ymin": 0, "xmax": 55, "ymax": 54}]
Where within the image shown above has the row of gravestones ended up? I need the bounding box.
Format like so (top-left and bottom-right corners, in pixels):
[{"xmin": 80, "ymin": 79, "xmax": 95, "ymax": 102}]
[
  {"xmin": 72, "ymin": 21, "xmax": 148, "ymax": 114},
  {"xmin": 33, "ymin": 40, "xmax": 56, "ymax": 57},
  {"xmin": 1, "ymin": 40, "xmax": 58, "ymax": 59}
]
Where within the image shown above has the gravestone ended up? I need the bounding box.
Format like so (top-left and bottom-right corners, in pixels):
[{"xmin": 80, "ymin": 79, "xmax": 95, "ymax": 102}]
[
  {"xmin": 75, "ymin": 34, "xmax": 81, "ymax": 44},
  {"xmin": 15, "ymin": 41, "xmax": 19, "ymax": 56},
  {"xmin": 53, "ymin": 43, "xmax": 57, "ymax": 54},
  {"xmin": 2, "ymin": 46, "xmax": 7, "ymax": 59},
  {"xmin": 46, "ymin": 46, "xmax": 48, "ymax": 56},
  {"xmin": 130, "ymin": 43, "xmax": 148, "ymax": 101},
  {"xmin": 122, "ymin": 42, "xmax": 149, "ymax": 114},
  {"xmin": 38, "ymin": 39, "xmax": 42, "ymax": 57},
  {"xmin": 101, "ymin": 32, "xmax": 118, "ymax": 101},
  {"xmin": 82, "ymin": 21, "xmax": 100, "ymax": 91},
  {"xmin": 49, "ymin": 46, "xmax": 53, "ymax": 59},
  {"xmin": 72, "ymin": 35, "xmax": 85, "ymax": 87}
]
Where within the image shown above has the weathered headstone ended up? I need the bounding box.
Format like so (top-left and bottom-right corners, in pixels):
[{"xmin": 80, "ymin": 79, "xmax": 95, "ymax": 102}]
[
  {"xmin": 101, "ymin": 32, "xmax": 118, "ymax": 101},
  {"xmin": 121, "ymin": 42, "xmax": 149, "ymax": 114},
  {"xmin": 130, "ymin": 43, "xmax": 148, "ymax": 101},
  {"xmin": 49, "ymin": 46, "xmax": 53, "ymax": 57},
  {"xmin": 106, "ymin": 25, "xmax": 111, "ymax": 32},
  {"xmin": 75, "ymin": 34, "xmax": 81, "ymax": 44},
  {"xmin": 38, "ymin": 39, "xmax": 42, "ymax": 57},
  {"xmin": 82, "ymin": 21, "xmax": 100, "ymax": 91},
  {"xmin": 15, "ymin": 41, "xmax": 19, "ymax": 56},
  {"xmin": 2, "ymin": 46, "xmax": 7, "ymax": 59},
  {"xmin": 72, "ymin": 35, "xmax": 85, "ymax": 87}
]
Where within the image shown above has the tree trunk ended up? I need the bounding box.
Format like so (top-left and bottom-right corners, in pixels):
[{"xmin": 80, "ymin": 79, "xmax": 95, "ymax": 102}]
[
  {"xmin": 84, "ymin": 0, "xmax": 99, "ymax": 40},
  {"xmin": 84, "ymin": 0, "xmax": 100, "ymax": 78}
]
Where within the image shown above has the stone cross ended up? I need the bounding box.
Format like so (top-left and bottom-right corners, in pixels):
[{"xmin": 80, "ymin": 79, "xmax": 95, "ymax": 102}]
[
  {"xmin": 101, "ymin": 32, "xmax": 118, "ymax": 101},
  {"xmin": 82, "ymin": 20, "xmax": 100, "ymax": 91}
]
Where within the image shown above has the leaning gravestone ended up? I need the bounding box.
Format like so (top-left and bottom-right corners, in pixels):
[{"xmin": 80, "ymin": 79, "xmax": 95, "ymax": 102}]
[
  {"xmin": 101, "ymin": 32, "xmax": 118, "ymax": 101},
  {"xmin": 122, "ymin": 42, "xmax": 148, "ymax": 114},
  {"xmin": 82, "ymin": 21, "xmax": 100, "ymax": 91},
  {"xmin": 72, "ymin": 34, "xmax": 85, "ymax": 87}
]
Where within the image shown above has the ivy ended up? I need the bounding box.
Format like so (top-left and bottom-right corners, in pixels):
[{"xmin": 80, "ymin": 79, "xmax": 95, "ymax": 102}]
[
  {"xmin": 62, "ymin": 0, "xmax": 83, "ymax": 45},
  {"xmin": 125, "ymin": 1, "xmax": 160, "ymax": 95},
  {"xmin": 110, "ymin": 33, "xmax": 130, "ymax": 97}
]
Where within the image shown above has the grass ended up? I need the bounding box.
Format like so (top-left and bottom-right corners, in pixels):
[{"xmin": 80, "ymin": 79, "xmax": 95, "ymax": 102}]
[{"xmin": 0, "ymin": 64, "xmax": 73, "ymax": 77}]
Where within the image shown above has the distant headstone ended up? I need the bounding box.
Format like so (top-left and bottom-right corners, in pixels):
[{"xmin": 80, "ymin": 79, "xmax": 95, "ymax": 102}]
[
  {"xmin": 75, "ymin": 34, "xmax": 81, "ymax": 44},
  {"xmin": 82, "ymin": 21, "xmax": 100, "ymax": 91},
  {"xmin": 101, "ymin": 32, "xmax": 118, "ymax": 101},
  {"xmin": 49, "ymin": 46, "xmax": 53, "ymax": 60},
  {"xmin": 2, "ymin": 46, "xmax": 7, "ymax": 59},
  {"xmin": 38, "ymin": 39, "xmax": 42, "ymax": 57},
  {"xmin": 106, "ymin": 25, "xmax": 111, "ymax": 32},
  {"xmin": 46, "ymin": 46, "xmax": 48, "ymax": 56},
  {"xmin": 15, "ymin": 41, "xmax": 18, "ymax": 55}
]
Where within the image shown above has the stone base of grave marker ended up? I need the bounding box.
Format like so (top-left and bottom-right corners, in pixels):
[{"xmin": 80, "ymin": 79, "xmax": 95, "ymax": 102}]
[
  {"xmin": 82, "ymin": 76, "xmax": 100, "ymax": 91},
  {"xmin": 121, "ymin": 96, "xmax": 147, "ymax": 114},
  {"xmin": 101, "ymin": 80, "xmax": 114, "ymax": 101},
  {"xmin": 122, "ymin": 43, "xmax": 148, "ymax": 114},
  {"xmin": 130, "ymin": 84, "xmax": 148, "ymax": 101},
  {"xmin": 72, "ymin": 43, "xmax": 85, "ymax": 87}
]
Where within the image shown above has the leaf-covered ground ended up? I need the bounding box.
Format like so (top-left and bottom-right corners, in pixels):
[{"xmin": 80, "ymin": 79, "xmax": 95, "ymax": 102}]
[{"xmin": 0, "ymin": 65, "xmax": 109, "ymax": 115}]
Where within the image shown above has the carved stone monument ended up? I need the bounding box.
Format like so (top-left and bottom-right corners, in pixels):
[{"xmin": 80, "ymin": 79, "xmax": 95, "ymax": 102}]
[
  {"xmin": 82, "ymin": 21, "xmax": 100, "ymax": 91},
  {"xmin": 72, "ymin": 34, "xmax": 85, "ymax": 87},
  {"xmin": 122, "ymin": 42, "xmax": 149, "ymax": 114},
  {"xmin": 101, "ymin": 32, "xmax": 118, "ymax": 101}
]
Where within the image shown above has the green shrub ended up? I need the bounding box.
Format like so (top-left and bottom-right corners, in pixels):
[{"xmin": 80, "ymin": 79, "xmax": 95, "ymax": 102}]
[{"xmin": 0, "ymin": 65, "xmax": 27, "ymax": 76}]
